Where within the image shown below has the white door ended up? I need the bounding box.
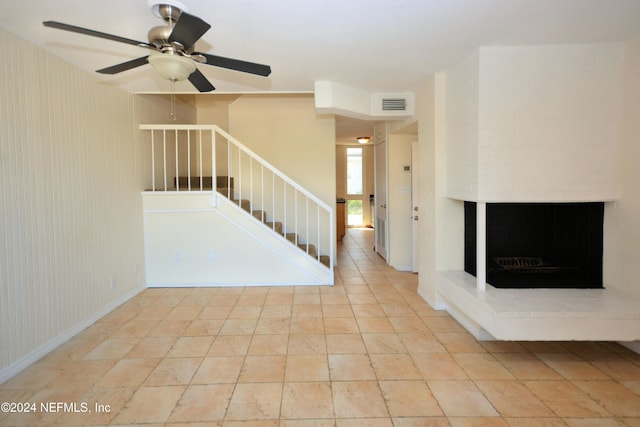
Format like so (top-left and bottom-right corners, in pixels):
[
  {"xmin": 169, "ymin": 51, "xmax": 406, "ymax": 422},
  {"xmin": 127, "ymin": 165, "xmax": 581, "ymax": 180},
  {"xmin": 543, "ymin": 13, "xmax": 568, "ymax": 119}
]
[
  {"xmin": 375, "ymin": 140, "xmax": 388, "ymax": 260},
  {"xmin": 411, "ymin": 141, "xmax": 419, "ymax": 273}
]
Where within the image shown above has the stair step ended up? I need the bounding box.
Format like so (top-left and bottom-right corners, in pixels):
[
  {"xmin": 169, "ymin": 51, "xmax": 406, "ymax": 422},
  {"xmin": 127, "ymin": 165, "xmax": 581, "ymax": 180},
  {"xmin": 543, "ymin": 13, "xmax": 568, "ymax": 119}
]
[
  {"xmin": 252, "ymin": 210, "xmax": 267, "ymax": 221},
  {"xmin": 285, "ymin": 233, "xmax": 297, "ymax": 244},
  {"xmin": 265, "ymin": 221, "xmax": 284, "ymax": 234},
  {"xmin": 298, "ymin": 243, "xmax": 317, "ymax": 258},
  {"xmin": 233, "ymin": 199, "xmax": 251, "ymax": 212},
  {"xmin": 319, "ymin": 255, "xmax": 331, "ymax": 268}
]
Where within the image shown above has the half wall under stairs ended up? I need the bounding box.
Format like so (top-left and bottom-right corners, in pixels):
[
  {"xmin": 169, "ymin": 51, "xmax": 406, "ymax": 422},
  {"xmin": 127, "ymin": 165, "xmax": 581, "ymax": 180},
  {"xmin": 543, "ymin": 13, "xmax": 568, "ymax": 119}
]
[{"xmin": 143, "ymin": 192, "xmax": 333, "ymax": 287}]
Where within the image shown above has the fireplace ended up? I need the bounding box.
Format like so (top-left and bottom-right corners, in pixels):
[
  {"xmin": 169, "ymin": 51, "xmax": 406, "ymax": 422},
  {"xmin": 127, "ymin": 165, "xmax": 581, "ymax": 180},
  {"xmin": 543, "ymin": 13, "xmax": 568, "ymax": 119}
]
[{"xmin": 464, "ymin": 202, "xmax": 604, "ymax": 289}]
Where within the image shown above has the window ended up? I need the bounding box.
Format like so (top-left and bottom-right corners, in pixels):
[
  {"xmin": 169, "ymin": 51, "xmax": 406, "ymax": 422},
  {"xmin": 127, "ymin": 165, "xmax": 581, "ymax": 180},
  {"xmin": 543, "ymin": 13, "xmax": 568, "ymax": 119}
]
[{"xmin": 346, "ymin": 147, "xmax": 364, "ymax": 226}]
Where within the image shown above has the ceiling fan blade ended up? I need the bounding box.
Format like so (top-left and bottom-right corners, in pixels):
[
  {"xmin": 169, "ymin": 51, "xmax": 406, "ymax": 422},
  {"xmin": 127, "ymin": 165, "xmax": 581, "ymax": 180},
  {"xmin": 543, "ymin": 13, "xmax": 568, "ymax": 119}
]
[
  {"xmin": 43, "ymin": 21, "xmax": 154, "ymax": 50},
  {"xmin": 188, "ymin": 68, "xmax": 215, "ymax": 92},
  {"xmin": 194, "ymin": 52, "xmax": 272, "ymax": 77},
  {"xmin": 168, "ymin": 12, "xmax": 211, "ymax": 50},
  {"xmin": 96, "ymin": 56, "xmax": 150, "ymax": 74}
]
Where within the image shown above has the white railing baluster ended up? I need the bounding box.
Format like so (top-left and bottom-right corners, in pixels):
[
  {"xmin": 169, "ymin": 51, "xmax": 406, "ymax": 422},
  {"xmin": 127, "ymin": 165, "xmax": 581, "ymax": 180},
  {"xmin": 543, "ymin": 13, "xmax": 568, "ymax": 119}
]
[
  {"xmin": 151, "ymin": 130, "xmax": 155, "ymax": 191},
  {"xmin": 175, "ymin": 130, "xmax": 179, "ymax": 191},
  {"xmin": 199, "ymin": 130, "xmax": 203, "ymax": 191},
  {"xmin": 139, "ymin": 124, "xmax": 334, "ymax": 277},
  {"xmin": 163, "ymin": 129, "xmax": 167, "ymax": 191},
  {"xmin": 187, "ymin": 130, "xmax": 191, "ymax": 191},
  {"xmin": 211, "ymin": 129, "xmax": 216, "ymax": 192}
]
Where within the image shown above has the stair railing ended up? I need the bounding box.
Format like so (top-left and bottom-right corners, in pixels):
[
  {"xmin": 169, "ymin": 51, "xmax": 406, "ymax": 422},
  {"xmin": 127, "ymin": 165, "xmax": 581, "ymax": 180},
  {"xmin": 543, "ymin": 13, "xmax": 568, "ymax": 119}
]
[{"xmin": 139, "ymin": 124, "xmax": 334, "ymax": 272}]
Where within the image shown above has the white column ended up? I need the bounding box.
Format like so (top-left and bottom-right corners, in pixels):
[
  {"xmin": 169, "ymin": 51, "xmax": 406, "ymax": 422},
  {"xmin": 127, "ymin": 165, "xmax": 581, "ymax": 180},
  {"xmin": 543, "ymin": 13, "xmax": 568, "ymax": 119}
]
[{"xmin": 476, "ymin": 202, "xmax": 486, "ymax": 291}]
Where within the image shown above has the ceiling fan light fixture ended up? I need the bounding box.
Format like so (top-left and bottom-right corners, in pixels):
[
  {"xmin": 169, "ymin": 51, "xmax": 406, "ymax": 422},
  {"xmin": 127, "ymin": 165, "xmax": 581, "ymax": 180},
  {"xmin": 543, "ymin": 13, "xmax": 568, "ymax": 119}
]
[
  {"xmin": 148, "ymin": 53, "xmax": 196, "ymax": 81},
  {"xmin": 356, "ymin": 136, "xmax": 371, "ymax": 144}
]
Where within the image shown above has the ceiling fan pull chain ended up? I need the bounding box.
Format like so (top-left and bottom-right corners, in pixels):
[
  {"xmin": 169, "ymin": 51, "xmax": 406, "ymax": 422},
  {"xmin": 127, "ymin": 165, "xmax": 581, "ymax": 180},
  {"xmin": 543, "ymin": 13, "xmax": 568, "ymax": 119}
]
[{"xmin": 170, "ymin": 79, "xmax": 177, "ymax": 121}]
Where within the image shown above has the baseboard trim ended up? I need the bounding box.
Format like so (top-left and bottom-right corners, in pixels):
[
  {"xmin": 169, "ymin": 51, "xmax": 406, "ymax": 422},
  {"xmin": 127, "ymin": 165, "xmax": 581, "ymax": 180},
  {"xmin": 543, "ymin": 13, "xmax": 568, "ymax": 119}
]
[{"xmin": 0, "ymin": 284, "xmax": 146, "ymax": 384}]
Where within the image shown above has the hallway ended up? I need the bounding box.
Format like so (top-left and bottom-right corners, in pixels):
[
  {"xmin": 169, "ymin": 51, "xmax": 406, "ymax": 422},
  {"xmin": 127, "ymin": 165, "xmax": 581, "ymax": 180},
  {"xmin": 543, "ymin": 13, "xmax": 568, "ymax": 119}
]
[{"xmin": 1, "ymin": 228, "xmax": 640, "ymax": 426}]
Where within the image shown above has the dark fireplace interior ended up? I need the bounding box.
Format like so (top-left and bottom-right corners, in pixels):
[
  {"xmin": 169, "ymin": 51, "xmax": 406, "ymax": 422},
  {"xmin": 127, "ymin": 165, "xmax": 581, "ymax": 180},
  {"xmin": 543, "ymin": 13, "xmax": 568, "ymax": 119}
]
[{"xmin": 464, "ymin": 202, "xmax": 604, "ymax": 289}]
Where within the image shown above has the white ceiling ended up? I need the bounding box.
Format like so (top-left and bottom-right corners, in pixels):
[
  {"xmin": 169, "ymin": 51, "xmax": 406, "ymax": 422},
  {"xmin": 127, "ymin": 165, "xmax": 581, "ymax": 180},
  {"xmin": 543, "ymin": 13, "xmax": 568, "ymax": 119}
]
[
  {"xmin": 3, "ymin": 0, "xmax": 640, "ymax": 96},
  {"xmin": 3, "ymin": 0, "xmax": 640, "ymax": 143}
]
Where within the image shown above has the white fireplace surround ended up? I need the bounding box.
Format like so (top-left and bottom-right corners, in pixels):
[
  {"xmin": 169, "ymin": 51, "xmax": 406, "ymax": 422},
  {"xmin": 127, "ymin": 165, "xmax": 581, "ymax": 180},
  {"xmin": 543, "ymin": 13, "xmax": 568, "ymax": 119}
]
[{"xmin": 429, "ymin": 43, "xmax": 640, "ymax": 344}]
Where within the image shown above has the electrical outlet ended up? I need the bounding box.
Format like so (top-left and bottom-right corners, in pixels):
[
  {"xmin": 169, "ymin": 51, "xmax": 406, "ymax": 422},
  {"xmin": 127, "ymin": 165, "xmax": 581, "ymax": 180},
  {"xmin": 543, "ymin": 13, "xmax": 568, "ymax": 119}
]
[
  {"xmin": 175, "ymin": 253, "xmax": 182, "ymax": 261},
  {"xmin": 110, "ymin": 277, "xmax": 117, "ymax": 289}
]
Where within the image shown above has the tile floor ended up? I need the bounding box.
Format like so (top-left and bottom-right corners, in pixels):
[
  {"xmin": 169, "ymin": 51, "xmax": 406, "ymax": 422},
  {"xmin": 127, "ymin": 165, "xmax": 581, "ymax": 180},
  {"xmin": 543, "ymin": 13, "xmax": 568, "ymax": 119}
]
[{"xmin": 2, "ymin": 228, "xmax": 640, "ymax": 426}]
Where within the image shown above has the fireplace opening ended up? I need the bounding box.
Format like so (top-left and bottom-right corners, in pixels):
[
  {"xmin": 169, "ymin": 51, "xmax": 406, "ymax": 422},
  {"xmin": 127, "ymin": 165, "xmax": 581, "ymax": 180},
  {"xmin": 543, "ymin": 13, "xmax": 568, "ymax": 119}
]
[{"xmin": 464, "ymin": 202, "xmax": 604, "ymax": 289}]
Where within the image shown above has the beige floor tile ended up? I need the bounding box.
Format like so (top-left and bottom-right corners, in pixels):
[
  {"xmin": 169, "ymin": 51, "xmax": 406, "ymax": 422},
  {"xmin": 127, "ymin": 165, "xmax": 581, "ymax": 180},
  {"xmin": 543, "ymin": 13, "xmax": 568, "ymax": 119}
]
[
  {"xmin": 332, "ymin": 381, "xmax": 389, "ymax": 418},
  {"xmin": 259, "ymin": 306, "xmax": 293, "ymax": 320},
  {"xmin": 280, "ymin": 420, "xmax": 335, "ymax": 427},
  {"xmin": 248, "ymin": 334, "xmax": 289, "ymax": 355},
  {"xmin": 336, "ymin": 419, "xmax": 394, "ymax": 427},
  {"xmin": 111, "ymin": 385, "xmax": 184, "ymax": 424},
  {"xmin": 362, "ymin": 333, "xmax": 406, "ymax": 353},
  {"xmin": 493, "ymin": 352, "xmax": 563, "ymax": 380},
  {"xmin": 572, "ymin": 380, "xmax": 640, "ymax": 417},
  {"xmin": 535, "ymin": 353, "xmax": 610, "ymax": 380},
  {"xmin": 412, "ymin": 353, "xmax": 469, "ymax": 380},
  {"xmin": 391, "ymin": 418, "xmax": 451, "ymax": 427},
  {"xmin": 351, "ymin": 304, "xmax": 386, "ymax": 317},
  {"xmin": 144, "ymin": 357, "xmax": 202, "ymax": 386},
  {"xmin": 428, "ymin": 380, "xmax": 499, "ymax": 417},
  {"xmin": 325, "ymin": 317, "xmax": 360, "ymax": 333},
  {"xmin": 524, "ymin": 380, "xmax": 609, "ymax": 417},
  {"xmin": 165, "ymin": 305, "xmax": 203, "ymax": 320},
  {"xmin": 95, "ymin": 358, "xmax": 159, "ymax": 387},
  {"xmin": 453, "ymin": 353, "xmax": 515, "ymax": 380},
  {"xmin": 219, "ymin": 318, "xmax": 258, "ymax": 335},
  {"xmin": 325, "ymin": 334, "xmax": 367, "ymax": 354},
  {"xmin": 329, "ymin": 354, "xmax": 376, "ymax": 381},
  {"xmin": 167, "ymin": 336, "xmax": 214, "ymax": 357},
  {"xmin": 125, "ymin": 336, "xmax": 177, "ymax": 358},
  {"xmin": 147, "ymin": 319, "xmax": 192, "ymax": 337},
  {"xmin": 370, "ymin": 353, "xmax": 421, "ymax": 380},
  {"xmin": 264, "ymin": 294, "xmax": 294, "ymax": 306},
  {"xmin": 285, "ymin": 355, "xmax": 330, "ymax": 382},
  {"xmin": 110, "ymin": 320, "xmax": 157, "ymax": 337},
  {"xmin": 379, "ymin": 380, "xmax": 443, "ymax": 417},
  {"xmin": 191, "ymin": 356, "xmax": 244, "ymax": 384},
  {"xmin": 56, "ymin": 385, "xmax": 136, "ymax": 426},
  {"xmin": 229, "ymin": 305, "xmax": 263, "ymax": 319},
  {"xmin": 399, "ymin": 333, "xmax": 447, "ymax": 353},
  {"xmin": 238, "ymin": 355, "xmax": 286, "ymax": 382},
  {"xmin": 448, "ymin": 417, "xmax": 509, "ymax": 426},
  {"xmin": 388, "ymin": 316, "xmax": 430, "ymax": 333},
  {"xmin": 322, "ymin": 303, "xmax": 354, "ymax": 318},
  {"xmin": 6, "ymin": 229, "xmax": 640, "ymax": 427},
  {"xmin": 281, "ymin": 382, "xmax": 334, "ymax": 419},
  {"xmin": 168, "ymin": 384, "xmax": 234, "ymax": 423},
  {"xmin": 184, "ymin": 319, "xmax": 225, "ymax": 336},
  {"xmin": 83, "ymin": 337, "xmax": 140, "ymax": 360},
  {"xmin": 198, "ymin": 306, "xmax": 231, "ymax": 320},
  {"xmin": 504, "ymin": 419, "xmax": 571, "ymax": 427},
  {"xmin": 434, "ymin": 332, "xmax": 487, "ymax": 353},
  {"xmin": 225, "ymin": 383, "xmax": 283, "ymax": 420},
  {"xmin": 474, "ymin": 380, "xmax": 555, "ymax": 417},
  {"xmin": 357, "ymin": 317, "xmax": 396, "ymax": 333},
  {"xmin": 288, "ymin": 334, "xmax": 327, "ymax": 354},
  {"xmin": 423, "ymin": 316, "xmax": 468, "ymax": 333}
]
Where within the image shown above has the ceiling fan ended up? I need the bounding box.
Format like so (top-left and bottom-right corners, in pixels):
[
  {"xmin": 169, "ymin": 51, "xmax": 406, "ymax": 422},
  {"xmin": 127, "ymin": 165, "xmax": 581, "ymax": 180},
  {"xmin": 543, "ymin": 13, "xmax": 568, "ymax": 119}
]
[{"xmin": 42, "ymin": 1, "xmax": 271, "ymax": 92}]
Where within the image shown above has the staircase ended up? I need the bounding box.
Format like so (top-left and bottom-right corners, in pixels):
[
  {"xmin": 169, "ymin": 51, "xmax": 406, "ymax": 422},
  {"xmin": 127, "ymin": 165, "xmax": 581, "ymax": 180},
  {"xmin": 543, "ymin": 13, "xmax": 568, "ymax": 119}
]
[{"xmin": 140, "ymin": 124, "xmax": 334, "ymax": 284}]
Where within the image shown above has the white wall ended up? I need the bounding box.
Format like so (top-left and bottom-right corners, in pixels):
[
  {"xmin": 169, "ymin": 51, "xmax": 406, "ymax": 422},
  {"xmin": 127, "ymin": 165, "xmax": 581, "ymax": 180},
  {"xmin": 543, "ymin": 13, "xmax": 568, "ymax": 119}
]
[
  {"xmin": 228, "ymin": 94, "xmax": 336, "ymax": 209},
  {"xmin": 416, "ymin": 74, "xmax": 461, "ymax": 306},
  {"xmin": 0, "ymin": 29, "xmax": 146, "ymax": 380},
  {"xmin": 446, "ymin": 44, "xmax": 624, "ymax": 203},
  {"xmin": 477, "ymin": 44, "xmax": 623, "ymax": 202},
  {"xmin": 605, "ymin": 36, "xmax": 640, "ymax": 298},
  {"xmin": 387, "ymin": 133, "xmax": 413, "ymax": 271},
  {"xmin": 445, "ymin": 51, "xmax": 480, "ymax": 201}
]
